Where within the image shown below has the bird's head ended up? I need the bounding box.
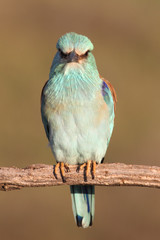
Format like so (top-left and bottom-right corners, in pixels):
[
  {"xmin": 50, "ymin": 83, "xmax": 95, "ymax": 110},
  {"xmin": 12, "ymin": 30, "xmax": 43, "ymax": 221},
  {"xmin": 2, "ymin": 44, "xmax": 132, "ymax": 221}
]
[
  {"xmin": 48, "ymin": 33, "xmax": 101, "ymax": 101},
  {"xmin": 56, "ymin": 32, "xmax": 94, "ymax": 64},
  {"xmin": 49, "ymin": 32, "xmax": 98, "ymax": 78}
]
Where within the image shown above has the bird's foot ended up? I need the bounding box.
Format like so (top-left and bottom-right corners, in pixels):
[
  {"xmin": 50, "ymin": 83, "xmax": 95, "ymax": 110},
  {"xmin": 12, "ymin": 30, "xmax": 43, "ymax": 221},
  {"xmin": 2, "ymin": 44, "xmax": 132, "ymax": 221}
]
[
  {"xmin": 54, "ymin": 162, "xmax": 70, "ymax": 182},
  {"xmin": 77, "ymin": 160, "xmax": 97, "ymax": 181}
]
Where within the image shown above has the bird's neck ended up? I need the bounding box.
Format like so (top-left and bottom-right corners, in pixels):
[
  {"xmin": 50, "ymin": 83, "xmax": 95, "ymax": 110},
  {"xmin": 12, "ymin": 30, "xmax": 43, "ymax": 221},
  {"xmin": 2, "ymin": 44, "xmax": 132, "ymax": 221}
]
[{"xmin": 46, "ymin": 63, "xmax": 102, "ymax": 105}]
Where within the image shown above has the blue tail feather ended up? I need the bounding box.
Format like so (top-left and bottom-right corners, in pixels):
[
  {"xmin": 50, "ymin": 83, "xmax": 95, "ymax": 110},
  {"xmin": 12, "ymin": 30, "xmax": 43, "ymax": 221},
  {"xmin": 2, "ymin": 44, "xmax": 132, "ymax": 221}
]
[{"xmin": 70, "ymin": 185, "xmax": 95, "ymax": 228}]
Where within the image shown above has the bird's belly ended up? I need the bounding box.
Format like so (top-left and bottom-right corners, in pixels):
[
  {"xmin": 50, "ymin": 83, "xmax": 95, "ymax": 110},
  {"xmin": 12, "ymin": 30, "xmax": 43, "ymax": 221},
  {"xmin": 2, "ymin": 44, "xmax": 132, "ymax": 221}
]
[{"xmin": 49, "ymin": 105, "xmax": 110, "ymax": 165}]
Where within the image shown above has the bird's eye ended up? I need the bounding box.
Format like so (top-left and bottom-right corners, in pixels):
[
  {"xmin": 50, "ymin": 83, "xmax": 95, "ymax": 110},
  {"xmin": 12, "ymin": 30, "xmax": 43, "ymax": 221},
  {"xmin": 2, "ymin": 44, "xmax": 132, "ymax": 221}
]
[
  {"xmin": 81, "ymin": 50, "xmax": 90, "ymax": 58},
  {"xmin": 84, "ymin": 50, "xmax": 90, "ymax": 56},
  {"xmin": 58, "ymin": 49, "xmax": 69, "ymax": 58}
]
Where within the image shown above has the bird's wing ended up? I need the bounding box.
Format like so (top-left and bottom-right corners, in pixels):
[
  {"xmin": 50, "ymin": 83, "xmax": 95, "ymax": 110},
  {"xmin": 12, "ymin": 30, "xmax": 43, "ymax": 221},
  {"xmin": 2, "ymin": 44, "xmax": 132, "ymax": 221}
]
[
  {"xmin": 41, "ymin": 80, "xmax": 50, "ymax": 140},
  {"xmin": 100, "ymin": 75, "xmax": 117, "ymax": 150},
  {"xmin": 100, "ymin": 75, "xmax": 117, "ymax": 113}
]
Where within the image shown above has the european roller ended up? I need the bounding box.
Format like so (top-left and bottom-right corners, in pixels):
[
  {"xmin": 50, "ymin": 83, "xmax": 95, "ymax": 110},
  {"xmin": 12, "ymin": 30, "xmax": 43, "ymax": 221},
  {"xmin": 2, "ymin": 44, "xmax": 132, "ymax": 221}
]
[{"xmin": 41, "ymin": 32, "xmax": 117, "ymax": 228}]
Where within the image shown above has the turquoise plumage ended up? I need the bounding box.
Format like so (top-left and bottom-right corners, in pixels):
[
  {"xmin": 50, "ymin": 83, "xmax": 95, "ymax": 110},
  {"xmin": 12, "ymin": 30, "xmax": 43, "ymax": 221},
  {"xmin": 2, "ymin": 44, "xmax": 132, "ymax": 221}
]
[
  {"xmin": 70, "ymin": 185, "xmax": 95, "ymax": 227},
  {"xmin": 41, "ymin": 32, "xmax": 117, "ymax": 228}
]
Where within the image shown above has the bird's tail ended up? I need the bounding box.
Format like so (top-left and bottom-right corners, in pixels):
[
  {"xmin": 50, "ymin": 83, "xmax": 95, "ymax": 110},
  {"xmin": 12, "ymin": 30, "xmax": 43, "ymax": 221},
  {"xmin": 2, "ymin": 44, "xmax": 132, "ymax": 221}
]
[{"xmin": 70, "ymin": 185, "xmax": 95, "ymax": 228}]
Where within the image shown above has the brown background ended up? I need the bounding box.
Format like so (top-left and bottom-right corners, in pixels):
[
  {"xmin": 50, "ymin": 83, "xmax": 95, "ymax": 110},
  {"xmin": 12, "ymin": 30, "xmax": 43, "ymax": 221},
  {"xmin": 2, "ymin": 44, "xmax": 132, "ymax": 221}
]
[{"xmin": 0, "ymin": 0, "xmax": 160, "ymax": 239}]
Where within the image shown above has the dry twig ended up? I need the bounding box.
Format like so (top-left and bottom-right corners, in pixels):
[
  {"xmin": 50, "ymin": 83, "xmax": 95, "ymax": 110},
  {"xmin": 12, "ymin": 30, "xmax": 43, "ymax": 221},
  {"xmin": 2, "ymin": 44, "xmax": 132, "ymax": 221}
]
[{"xmin": 0, "ymin": 163, "xmax": 160, "ymax": 191}]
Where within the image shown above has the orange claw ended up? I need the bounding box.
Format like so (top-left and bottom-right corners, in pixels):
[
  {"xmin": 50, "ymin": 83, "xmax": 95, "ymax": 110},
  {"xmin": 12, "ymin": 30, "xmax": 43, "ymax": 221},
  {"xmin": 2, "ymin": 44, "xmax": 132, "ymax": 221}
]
[
  {"xmin": 54, "ymin": 163, "xmax": 60, "ymax": 177},
  {"xmin": 78, "ymin": 160, "xmax": 96, "ymax": 181},
  {"xmin": 54, "ymin": 162, "xmax": 70, "ymax": 181},
  {"xmin": 79, "ymin": 162, "xmax": 87, "ymax": 170},
  {"xmin": 86, "ymin": 160, "xmax": 92, "ymax": 177},
  {"xmin": 92, "ymin": 161, "xmax": 96, "ymax": 179},
  {"xmin": 60, "ymin": 162, "xmax": 65, "ymax": 177}
]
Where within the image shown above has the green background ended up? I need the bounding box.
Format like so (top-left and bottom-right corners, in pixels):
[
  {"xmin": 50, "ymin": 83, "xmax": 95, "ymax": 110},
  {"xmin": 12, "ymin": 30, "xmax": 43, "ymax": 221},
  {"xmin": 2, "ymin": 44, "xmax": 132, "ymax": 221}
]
[{"xmin": 1, "ymin": 0, "xmax": 160, "ymax": 239}]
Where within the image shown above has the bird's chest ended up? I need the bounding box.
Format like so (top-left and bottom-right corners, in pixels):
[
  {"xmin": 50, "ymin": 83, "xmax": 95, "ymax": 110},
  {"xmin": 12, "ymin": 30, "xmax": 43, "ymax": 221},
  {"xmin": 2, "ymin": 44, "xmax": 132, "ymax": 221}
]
[
  {"xmin": 48, "ymin": 101, "xmax": 104, "ymax": 135},
  {"xmin": 45, "ymin": 99, "xmax": 110, "ymax": 164}
]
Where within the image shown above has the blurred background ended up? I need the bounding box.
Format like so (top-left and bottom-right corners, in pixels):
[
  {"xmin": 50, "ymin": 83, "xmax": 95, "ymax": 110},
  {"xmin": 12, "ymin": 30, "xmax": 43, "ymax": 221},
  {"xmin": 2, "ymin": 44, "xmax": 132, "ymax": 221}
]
[{"xmin": 0, "ymin": 0, "xmax": 160, "ymax": 239}]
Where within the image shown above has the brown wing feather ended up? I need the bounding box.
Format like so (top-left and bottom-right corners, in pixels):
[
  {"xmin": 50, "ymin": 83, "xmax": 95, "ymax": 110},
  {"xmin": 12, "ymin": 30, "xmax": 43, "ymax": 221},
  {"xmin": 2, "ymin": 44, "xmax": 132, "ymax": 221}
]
[{"xmin": 100, "ymin": 75, "xmax": 117, "ymax": 112}]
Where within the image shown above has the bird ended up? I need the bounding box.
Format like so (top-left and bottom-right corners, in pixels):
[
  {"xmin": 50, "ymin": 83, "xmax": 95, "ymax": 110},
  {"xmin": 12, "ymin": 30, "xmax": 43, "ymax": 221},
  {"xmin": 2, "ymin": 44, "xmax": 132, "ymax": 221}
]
[{"xmin": 41, "ymin": 32, "xmax": 117, "ymax": 228}]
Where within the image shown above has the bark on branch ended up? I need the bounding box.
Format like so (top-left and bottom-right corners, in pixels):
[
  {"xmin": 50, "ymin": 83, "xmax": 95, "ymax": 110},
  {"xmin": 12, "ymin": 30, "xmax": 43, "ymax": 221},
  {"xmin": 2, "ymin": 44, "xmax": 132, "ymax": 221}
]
[{"xmin": 0, "ymin": 163, "xmax": 160, "ymax": 191}]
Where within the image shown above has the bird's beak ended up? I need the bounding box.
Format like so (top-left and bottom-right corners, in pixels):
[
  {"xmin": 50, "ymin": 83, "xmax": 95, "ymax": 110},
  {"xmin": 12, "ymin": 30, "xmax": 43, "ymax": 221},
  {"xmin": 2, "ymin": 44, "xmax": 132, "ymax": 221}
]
[{"xmin": 68, "ymin": 51, "xmax": 79, "ymax": 63}]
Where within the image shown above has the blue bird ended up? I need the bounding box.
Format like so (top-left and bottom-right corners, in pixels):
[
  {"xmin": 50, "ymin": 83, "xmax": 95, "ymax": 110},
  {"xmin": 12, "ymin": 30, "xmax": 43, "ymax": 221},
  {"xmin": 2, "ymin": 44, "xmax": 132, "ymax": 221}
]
[{"xmin": 41, "ymin": 32, "xmax": 117, "ymax": 228}]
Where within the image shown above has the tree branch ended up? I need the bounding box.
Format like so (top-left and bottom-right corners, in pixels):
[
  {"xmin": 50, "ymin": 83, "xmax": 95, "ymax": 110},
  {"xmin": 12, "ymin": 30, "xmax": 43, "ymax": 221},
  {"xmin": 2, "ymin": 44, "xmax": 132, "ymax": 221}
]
[{"xmin": 0, "ymin": 163, "xmax": 160, "ymax": 191}]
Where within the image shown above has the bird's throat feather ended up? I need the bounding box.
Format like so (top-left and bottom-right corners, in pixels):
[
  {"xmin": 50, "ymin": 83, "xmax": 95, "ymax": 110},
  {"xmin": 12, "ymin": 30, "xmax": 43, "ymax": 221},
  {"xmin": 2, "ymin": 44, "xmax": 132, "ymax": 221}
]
[{"xmin": 44, "ymin": 63, "xmax": 101, "ymax": 106}]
